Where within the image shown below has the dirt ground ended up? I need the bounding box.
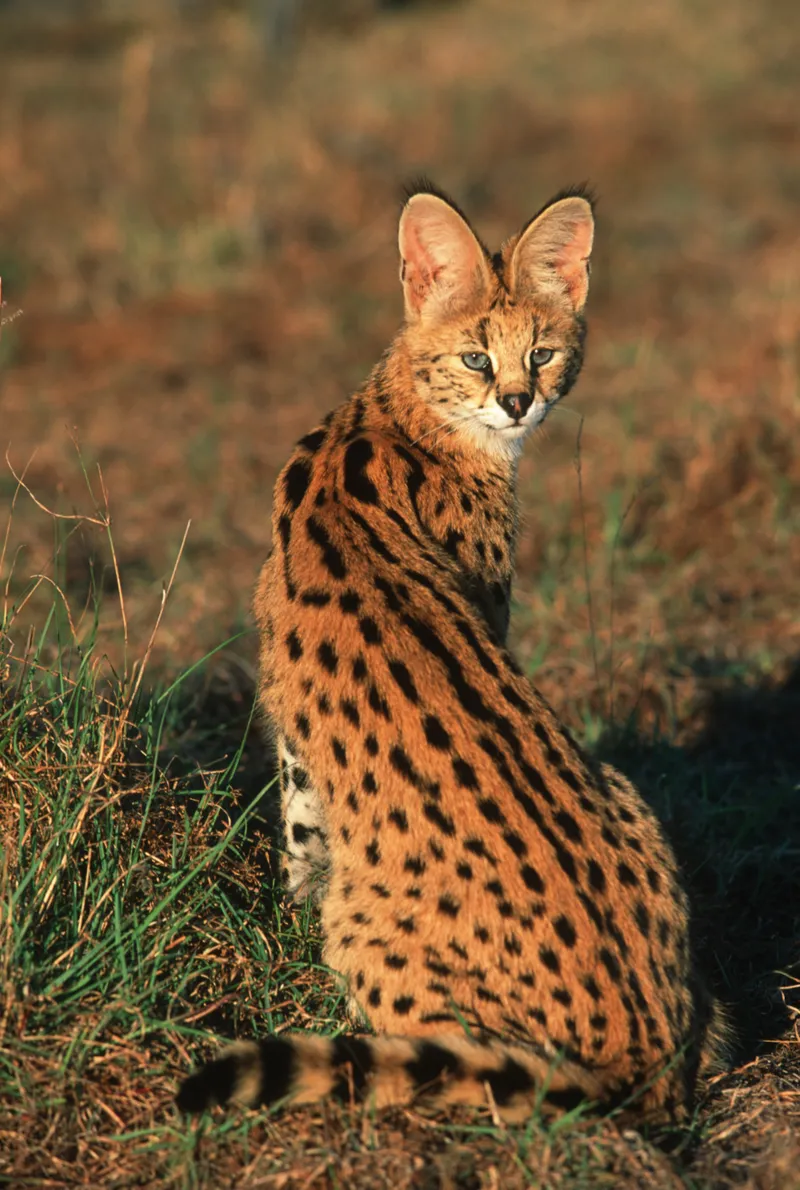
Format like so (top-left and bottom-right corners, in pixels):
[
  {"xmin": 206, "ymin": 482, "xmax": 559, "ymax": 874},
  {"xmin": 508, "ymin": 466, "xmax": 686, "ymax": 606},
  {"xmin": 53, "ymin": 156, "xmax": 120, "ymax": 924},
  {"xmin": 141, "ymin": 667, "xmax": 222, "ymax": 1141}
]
[{"xmin": 1, "ymin": 0, "xmax": 799, "ymax": 1185}]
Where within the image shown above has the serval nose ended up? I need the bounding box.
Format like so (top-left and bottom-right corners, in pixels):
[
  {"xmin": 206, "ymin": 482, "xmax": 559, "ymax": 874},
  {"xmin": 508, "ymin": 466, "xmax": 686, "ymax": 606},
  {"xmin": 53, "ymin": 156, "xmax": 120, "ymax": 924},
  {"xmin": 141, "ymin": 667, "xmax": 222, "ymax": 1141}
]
[{"xmin": 497, "ymin": 390, "xmax": 533, "ymax": 422}]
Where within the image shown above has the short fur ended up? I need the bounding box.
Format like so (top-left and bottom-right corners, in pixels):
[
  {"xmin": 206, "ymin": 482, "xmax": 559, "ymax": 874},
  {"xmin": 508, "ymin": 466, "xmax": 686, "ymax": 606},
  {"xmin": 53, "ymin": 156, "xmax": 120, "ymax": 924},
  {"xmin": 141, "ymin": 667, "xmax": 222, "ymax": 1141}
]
[{"xmin": 178, "ymin": 183, "xmax": 729, "ymax": 1123}]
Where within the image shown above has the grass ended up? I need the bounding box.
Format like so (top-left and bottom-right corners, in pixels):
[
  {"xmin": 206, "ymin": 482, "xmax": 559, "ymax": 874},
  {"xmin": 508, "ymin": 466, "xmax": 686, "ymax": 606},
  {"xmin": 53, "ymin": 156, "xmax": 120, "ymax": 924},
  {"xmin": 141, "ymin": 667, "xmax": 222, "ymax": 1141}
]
[{"xmin": 0, "ymin": 0, "xmax": 798, "ymax": 1183}]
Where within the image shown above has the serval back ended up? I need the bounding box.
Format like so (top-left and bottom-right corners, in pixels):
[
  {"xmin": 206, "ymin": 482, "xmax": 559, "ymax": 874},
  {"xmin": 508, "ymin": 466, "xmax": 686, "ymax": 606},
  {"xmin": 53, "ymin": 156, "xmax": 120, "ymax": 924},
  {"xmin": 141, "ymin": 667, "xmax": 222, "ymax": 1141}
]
[{"xmin": 178, "ymin": 182, "xmax": 728, "ymax": 1124}]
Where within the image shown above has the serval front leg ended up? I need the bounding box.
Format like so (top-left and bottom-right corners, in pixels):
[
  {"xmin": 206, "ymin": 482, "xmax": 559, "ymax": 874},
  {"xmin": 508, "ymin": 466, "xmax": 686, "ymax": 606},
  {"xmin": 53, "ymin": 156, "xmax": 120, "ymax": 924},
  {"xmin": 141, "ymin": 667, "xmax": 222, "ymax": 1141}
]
[{"xmin": 277, "ymin": 731, "xmax": 329, "ymax": 902}]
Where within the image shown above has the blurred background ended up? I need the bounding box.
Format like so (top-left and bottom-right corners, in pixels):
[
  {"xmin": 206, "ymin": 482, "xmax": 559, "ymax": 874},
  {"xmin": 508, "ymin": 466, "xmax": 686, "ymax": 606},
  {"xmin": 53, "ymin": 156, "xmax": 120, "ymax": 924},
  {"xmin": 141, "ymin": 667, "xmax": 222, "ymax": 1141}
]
[{"xmin": 0, "ymin": 0, "xmax": 798, "ymax": 739}]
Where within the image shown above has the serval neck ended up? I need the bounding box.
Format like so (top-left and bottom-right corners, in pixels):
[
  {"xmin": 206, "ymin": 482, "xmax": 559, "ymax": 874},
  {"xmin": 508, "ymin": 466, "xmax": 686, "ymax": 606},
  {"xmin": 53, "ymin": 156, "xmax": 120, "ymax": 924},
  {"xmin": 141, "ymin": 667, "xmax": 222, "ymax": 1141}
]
[{"xmin": 359, "ymin": 346, "xmax": 522, "ymax": 493}]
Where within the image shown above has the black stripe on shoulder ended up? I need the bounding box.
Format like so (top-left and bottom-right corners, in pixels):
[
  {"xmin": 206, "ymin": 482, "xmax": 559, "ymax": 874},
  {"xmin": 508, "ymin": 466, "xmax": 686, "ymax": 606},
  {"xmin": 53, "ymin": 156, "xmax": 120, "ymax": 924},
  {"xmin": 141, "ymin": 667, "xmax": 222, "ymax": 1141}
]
[{"xmin": 343, "ymin": 437, "xmax": 380, "ymax": 505}]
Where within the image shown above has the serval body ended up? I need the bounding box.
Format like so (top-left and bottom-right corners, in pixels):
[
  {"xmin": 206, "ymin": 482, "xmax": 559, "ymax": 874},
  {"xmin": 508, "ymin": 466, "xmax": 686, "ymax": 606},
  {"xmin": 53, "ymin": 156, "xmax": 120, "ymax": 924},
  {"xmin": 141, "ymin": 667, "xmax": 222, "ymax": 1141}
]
[{"xmin": 179, "ymin": 183, "xmax": 727, "ymax": 1124}]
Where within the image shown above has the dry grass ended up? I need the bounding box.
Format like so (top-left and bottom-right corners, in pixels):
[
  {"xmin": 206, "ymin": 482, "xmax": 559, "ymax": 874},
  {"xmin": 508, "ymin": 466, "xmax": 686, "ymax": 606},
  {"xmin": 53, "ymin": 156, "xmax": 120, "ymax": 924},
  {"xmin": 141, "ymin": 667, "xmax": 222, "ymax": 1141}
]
[{"xmin": 0, "ymin": 0, "xmax": 798, "ymax": 1185}]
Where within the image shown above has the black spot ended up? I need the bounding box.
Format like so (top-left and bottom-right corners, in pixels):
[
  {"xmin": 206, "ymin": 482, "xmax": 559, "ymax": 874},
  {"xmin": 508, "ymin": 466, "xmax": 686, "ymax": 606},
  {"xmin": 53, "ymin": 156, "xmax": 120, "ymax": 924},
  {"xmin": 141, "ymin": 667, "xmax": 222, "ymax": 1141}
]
[
  {"xmin": 306, "ymin": 516, "xmax": 347, "ymax": 579},
  {"xmin": 393, "ymin": 995, "xmax": 415, "ymax": 1015},
  {"xmin": 452, "ymin": 758, "xmax": 479, "ymax": 789},
  {"xmin": 443, "ymin": 528, "xmax": 464, "ymax": 557},
  {"xmin": 385, "ymin": 953, "xmax": 407, "ymax": 970},
  {"xmin": 554, "ymin": 844, "xmax": 578, "ymax": 883},
  {"xmin": 599, "ymin": 948, "xmax": 622, "ymax": 984},
  {"xmin": 301, "ymin": 588, "xmax": 331, "ymax": 607},
  {"xmin": 317, "ymin": 692, "xmax": 332, "ymax": 716},
  {"xmin": 520, "ymin": 864, "xmax": 545, "ymax": 893},
  {"xmin": 368, "ymin": 987, "xmax": 381, "ymax": 1007},
  {"xmin": 423, "ymin": 715, "xmax": 451, "ymax": 750},
  {"xmin": 340, "ymin": 590, "xmax": 362, "ymax": 614},
  {"xmin": 647, "ymin": 867, "xmax": 662, "ymax": 893},
  {"xmin": 601, "ymin": 826, "xmax": 622, "ymax": 851},
  {"xmin": 365, "ymin": 840, "xmax": 381, "ymax": 865},
  {"xmin": 283, "ymin": 458, "xmax": 312, "ymax": 509},
  {"xmin": 389, "ymin": 745, "xmax": 426, "ymax": 790},
  {"xmin": 340, "ymin": 699, "xmax": 360, "ymax": 727},
  {"xmin": 552, "ymin": 987, "xmax": 573, "ymax": 1007},
  {"xmin": 424, "ymin": 802, "xmax": 455, "ymax": 835},
  {"xmin": 344, "ymin": 438, "xmax": 379, "ymax": 504},
  {"xmin": 617, "ymin": 862, "xmax": 639, "ymax": 887},
  {"xmin": 553, "ymin": 916, "xmax": 577, "ymax": 948},
  {"xmin": 298, "ymin": 427, "xmax": 327, "ymax": 453},
  {"xmin": 478, "ymin": 798, "xmax": 504, "ymax": 824},
  {"xmin": 362, "ymin": 771, "xmax": 378, "ymax": 795},
  {"xmin": 332, "ymin": 738, "xmax": 348, "ymax": 768},
  {"xmin": 365, "ymin": 734, "xmax": 379, "ymax": 756},
  {"xmin": 388, "ymin": 807, "xmax": 409, "ymax": 832},
  {"xmin": 359, "ymin": 617, "xmax": 382, "ymax": 645},
  {"xmin": 292, "ymin": 822, "xmax": 311, "ymax": 844},
  {"xmin": 404, "ymin": 855, "xmax": 426, "ymax": 876},
  {"xmin": 583, "ymin": 975, "xmax": 602, "ymax": 1001},
  {"xmin": 634, "ymin": 902, "xmax": 651, "ymax": 938},
  {"xmin": 346, "ymin": 791, "xmax": 360, "ymax": 814},
  {"xmin": 456, "ymin": 861, "xmax": 473, "ymax": 881},
  {"xmin": 554, "ymin": 810, "xmax": 583, "ymax": 844},
  {"xmin": 396, "ymin": 916, "xmax": 416, "ymax": 934},
  {"xmin": 295, "ymin": 712, "xmax": 311, "ymax": 741},
  {"xmin": 286, "ymin": 629, "xmax": 303, "ymax": 660},
  {"xmin": 476, "ymin": 985, "xmax": 502, "ymax": 1004},
  {"xmin": 502, "ymin": 831, "xmax": 527, "ymax": 859},
  {"xmin": 318, "ymin": 640, "xmax": 338, "ymax": 674},
  {"xmin": 474, "ymin": 925, "xmax": 490, "ymax": 943},
  {"xmin": 368, "ymin": 685, "xmax": 391, "ymax": 719},
  {"xmin": 464, "ymin": 837, "xmax": 496, "ymax": 864},
  {"xmin": 352, "ymin": 655, "xmax": 368, "ymax": 682},
  {"xmin": 587, "ymin": 859, "xmax": 606, "ymax": 894},
  {"xmin": 437, "ymin": 894, "xmax": 460, "ymax": 918},
  {"xmin": 539, "ymin": 947, "xmax": 560, "ymax": 974},
  {"xmin": 388, "ymin": 660, "xmax": 419, "ymax": 703}
]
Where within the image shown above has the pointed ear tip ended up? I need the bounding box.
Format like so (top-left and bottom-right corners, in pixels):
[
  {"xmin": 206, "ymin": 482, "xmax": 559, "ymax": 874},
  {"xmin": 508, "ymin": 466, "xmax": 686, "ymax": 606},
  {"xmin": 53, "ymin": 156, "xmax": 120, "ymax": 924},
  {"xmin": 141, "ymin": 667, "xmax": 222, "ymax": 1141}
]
[{"xmin": 556, "ymin": 195, "xmax": 595, "ymax": 221}]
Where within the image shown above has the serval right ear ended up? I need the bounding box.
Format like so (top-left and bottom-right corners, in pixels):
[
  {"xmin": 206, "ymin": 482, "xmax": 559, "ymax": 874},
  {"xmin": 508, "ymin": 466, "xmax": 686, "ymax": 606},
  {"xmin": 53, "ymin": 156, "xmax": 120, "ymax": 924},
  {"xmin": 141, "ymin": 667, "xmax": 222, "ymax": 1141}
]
[
  {"xmin": 398, "ymin": 186, "xmax": 491, "ymax": 324},
  {"xmin": 508, "ymin": 193, "xmax": 595, "ymax": 311}
]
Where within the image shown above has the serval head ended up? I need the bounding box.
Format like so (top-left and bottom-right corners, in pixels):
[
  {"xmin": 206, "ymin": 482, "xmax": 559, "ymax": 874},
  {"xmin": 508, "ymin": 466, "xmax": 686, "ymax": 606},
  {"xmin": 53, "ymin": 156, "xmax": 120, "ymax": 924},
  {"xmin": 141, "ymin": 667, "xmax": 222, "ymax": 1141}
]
[{"xmin": 395, "ymin": 181, "xmax": 595, "ymax": 459}]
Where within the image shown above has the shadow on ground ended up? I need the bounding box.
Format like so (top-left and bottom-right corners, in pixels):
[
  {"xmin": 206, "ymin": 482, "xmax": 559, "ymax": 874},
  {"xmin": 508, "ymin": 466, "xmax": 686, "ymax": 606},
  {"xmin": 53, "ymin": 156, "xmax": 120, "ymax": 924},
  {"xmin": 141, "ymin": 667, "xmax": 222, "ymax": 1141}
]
[{"xmin": 597, "ymin": 656, "xmax": 800, "ymax": 1064}]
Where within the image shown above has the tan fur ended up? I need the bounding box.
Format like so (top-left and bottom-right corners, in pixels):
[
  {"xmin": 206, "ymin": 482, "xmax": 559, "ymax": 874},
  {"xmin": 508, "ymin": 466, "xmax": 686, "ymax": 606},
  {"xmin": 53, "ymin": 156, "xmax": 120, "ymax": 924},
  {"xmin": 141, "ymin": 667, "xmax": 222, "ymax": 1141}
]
[{"xmin": 179, "ymin": 185, "xmax": 729, "ymax": 1123}]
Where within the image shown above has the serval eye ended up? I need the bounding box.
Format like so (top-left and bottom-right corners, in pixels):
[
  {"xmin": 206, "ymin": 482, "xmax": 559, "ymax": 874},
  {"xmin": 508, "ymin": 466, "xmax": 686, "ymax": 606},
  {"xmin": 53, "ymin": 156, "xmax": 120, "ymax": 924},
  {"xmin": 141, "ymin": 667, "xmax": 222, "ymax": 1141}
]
[
  {"xmin": 462, "ymin": 352, "xmax": 492, "ymax": 374},
  {"xmin": 531, "ymin": 348, "xmax": 554, "ymax": 367}
]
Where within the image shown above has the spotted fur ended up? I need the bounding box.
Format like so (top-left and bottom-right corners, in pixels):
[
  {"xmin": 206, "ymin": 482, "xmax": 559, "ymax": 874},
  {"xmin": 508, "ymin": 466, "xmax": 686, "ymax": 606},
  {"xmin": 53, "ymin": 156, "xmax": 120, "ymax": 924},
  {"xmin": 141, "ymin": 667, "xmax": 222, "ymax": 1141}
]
[{"xmin": 178, "ymin": 183, "xmax": 729, "ymax": 1123}]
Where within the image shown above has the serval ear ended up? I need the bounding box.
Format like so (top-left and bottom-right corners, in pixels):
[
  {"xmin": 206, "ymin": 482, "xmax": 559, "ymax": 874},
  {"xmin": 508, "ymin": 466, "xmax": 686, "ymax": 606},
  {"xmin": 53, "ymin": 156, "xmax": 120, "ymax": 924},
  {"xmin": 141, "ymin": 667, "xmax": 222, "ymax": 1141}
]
[
  {"xmin": 399, "ymin": 188, "xmax": 491, "ymax": 324},
  {"xmin": 508, "ymin": 193, "xmax": 595, "ymax": 311}
]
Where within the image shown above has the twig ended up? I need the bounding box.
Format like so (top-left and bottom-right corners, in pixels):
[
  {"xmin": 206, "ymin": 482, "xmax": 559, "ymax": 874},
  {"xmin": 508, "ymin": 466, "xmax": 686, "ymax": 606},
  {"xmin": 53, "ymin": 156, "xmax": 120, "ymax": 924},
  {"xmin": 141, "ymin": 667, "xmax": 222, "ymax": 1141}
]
[
  {"xmin": 606, "ymin": 489, "xmax": 637, "ymax": 721},
  {"xmin": 573, "ymin": 417, "xmax": 599, "ymax": 684}
]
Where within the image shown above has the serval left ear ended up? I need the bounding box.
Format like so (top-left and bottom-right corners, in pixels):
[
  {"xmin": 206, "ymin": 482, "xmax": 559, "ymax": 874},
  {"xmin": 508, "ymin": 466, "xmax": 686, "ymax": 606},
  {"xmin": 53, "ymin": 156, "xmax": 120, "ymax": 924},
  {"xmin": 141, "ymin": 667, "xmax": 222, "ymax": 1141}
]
[
  {"xmin": 508, "ymin": 195, "xmax": 595, "ymax": 312},
  {"xmin": 398, "ymin": 190, "xmax": 491, "ymax": 325}
]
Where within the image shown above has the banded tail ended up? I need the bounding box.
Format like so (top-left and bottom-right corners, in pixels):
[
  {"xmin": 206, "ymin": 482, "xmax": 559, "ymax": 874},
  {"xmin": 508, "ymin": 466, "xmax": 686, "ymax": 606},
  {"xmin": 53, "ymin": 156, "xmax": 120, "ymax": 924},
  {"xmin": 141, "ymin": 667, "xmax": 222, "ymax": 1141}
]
[{"xmin": 177, "ymin": 1033, "xmax": 632, "ymax": 1122}]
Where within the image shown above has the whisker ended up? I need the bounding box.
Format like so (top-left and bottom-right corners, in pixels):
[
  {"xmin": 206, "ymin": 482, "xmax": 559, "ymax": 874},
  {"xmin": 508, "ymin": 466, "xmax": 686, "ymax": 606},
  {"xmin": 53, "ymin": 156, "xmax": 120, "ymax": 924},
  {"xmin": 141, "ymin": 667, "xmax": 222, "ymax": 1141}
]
[
  {"xmin": 412, "ymin": 416, "xmax": 474, "ymax": 448},
  {"xmin": 550, "ymin": 403, "xmax": 582, "ymax": 422}
]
